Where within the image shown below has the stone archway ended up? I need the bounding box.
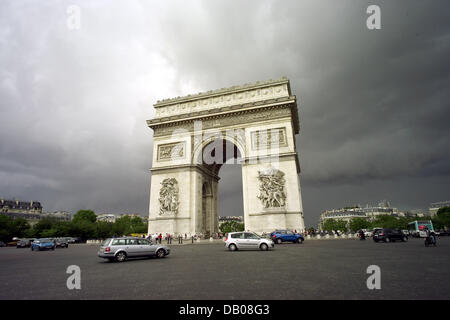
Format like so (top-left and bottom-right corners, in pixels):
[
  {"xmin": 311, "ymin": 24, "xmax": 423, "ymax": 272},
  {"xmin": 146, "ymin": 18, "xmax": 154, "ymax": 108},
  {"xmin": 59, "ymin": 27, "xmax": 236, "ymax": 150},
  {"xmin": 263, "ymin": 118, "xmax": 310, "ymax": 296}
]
[{"xmin": 147, "ymin": 77, "xmax": 305, "ymax": 235}]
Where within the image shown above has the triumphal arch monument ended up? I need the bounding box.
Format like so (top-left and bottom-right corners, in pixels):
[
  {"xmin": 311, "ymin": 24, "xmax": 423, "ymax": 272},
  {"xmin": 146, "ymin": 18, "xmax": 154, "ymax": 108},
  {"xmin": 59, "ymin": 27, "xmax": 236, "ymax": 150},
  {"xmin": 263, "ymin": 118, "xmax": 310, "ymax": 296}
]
[{"xmin": 147, "ymin": 77, "xmax": 305, "ymax": 236}]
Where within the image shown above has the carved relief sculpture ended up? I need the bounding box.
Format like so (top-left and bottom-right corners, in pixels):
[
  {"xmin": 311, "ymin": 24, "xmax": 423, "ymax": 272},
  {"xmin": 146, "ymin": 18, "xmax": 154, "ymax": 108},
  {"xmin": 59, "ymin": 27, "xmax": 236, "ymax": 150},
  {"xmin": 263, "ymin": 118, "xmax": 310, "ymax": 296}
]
[
  {"xmin": 157, "ymin": 142, "xmax": 185, "ymax": 161},
  {"xmin": 251, "ymin": 127, "xmax": 287, "ymax": 150},
  {"xmin": 257, "ymin": 167, "xmax": 287, "ymax": 208},
  {"xmin": 159, "ymin": 178, "xmax": 179, "ymax": 215}
]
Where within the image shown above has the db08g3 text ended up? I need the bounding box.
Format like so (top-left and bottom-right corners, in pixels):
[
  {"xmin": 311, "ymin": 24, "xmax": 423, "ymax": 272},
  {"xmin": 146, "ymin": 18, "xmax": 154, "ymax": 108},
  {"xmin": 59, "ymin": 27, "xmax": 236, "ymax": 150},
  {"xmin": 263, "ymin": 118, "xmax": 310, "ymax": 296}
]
[{"xmin": 223, "ymin": 304, "xmax": 269, "ymax": 315}]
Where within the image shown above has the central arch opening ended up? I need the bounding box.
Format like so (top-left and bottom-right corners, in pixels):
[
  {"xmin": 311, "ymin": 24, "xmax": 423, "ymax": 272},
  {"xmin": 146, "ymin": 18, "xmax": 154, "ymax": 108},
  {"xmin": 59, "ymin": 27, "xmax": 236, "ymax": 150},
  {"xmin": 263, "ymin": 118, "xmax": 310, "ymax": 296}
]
[{"xmin": 199, "ymin": 138, "xmax": 243, "ymax": 238}]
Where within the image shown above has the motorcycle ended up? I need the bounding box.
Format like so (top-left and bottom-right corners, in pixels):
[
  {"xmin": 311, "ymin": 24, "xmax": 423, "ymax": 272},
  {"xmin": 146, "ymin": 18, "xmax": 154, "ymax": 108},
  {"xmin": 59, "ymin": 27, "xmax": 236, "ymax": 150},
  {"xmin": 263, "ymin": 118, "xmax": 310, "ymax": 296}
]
[{"xmin": 424, "ymin": 234, "xmax": 437, "ymax": 247}]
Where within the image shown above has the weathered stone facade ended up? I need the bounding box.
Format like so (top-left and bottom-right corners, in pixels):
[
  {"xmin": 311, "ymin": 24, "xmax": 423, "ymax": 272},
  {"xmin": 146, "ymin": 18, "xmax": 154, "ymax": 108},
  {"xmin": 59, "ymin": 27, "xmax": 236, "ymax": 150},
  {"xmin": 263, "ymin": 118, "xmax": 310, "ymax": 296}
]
[{"xmin": 147, "ymin": 77, "xmax": 305, "ymax": 235}]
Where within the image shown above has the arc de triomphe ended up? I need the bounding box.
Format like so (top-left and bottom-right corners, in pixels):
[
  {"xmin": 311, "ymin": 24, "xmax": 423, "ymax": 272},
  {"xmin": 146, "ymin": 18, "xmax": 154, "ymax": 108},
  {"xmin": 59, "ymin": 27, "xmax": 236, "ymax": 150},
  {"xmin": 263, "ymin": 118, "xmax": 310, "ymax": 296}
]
[{"xmin": 147, "ymin": 77, "xmax": 305, "ymax": 236}]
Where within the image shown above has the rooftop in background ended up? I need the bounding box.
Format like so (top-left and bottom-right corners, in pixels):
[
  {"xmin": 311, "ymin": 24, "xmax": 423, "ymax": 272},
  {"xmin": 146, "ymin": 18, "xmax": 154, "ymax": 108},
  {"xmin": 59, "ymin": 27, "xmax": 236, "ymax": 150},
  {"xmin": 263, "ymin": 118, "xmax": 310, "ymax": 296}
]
[
  {"xmin": 430, "ymin": 200, "xmax": 450, "ymax": 208},
  {"xmin": 1, "ymin": 198, "xmax": 42, "ymax": 212}
]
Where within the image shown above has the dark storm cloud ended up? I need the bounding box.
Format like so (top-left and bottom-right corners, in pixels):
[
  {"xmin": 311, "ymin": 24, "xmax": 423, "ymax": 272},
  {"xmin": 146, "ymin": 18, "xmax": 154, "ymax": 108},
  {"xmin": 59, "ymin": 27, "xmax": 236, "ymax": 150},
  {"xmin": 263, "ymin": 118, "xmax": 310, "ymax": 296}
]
[{"xmin": 1, "ymin": 0, "xmax": 449, "ymax": 226}]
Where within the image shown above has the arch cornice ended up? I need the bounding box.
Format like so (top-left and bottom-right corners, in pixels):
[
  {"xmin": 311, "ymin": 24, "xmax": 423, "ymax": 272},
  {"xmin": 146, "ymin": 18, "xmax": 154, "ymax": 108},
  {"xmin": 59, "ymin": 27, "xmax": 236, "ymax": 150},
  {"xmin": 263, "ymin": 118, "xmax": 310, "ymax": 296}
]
[{"xmin": 149, "ymin": 101, "xmax": 299, "ymax": 137}]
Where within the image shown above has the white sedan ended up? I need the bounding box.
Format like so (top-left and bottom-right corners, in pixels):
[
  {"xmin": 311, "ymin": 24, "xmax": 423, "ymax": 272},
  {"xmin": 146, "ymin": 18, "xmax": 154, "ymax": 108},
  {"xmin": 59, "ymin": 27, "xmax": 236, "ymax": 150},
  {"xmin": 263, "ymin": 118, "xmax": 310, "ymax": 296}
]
[{"xmin": 224, "ymin": 232, "xmax": 274, "ymax": 251}]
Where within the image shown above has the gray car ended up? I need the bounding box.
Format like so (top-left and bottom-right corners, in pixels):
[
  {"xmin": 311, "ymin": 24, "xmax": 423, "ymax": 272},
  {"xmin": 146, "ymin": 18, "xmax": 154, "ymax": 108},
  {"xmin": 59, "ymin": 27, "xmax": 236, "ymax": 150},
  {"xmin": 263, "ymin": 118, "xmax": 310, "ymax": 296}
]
[{"xmin": 98, "ymin": 237, "xmax": 170, "ymax": 262}]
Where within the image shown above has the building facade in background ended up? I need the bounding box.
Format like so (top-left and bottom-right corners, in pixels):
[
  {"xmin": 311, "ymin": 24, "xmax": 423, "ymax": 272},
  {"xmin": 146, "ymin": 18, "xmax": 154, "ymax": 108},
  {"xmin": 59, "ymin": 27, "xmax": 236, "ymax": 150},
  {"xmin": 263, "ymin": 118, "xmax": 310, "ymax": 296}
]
[
  {"xmin": 96, "ymin": 213, "xmax": 147, "ymax": 224},
  {"xmin": 97, "ymin": 213, "xmax": 117, "ymax": 223},
  {"xmin": 319, "ymin": 200, "xmax": 428, "ymax": 230},
  {"xmin": 429, "ymin": 200, "xmax": 450, "ymax": 216},
  {"xmin": 0, "ymin": 198, "xmax": 71, "ymax": 223}
]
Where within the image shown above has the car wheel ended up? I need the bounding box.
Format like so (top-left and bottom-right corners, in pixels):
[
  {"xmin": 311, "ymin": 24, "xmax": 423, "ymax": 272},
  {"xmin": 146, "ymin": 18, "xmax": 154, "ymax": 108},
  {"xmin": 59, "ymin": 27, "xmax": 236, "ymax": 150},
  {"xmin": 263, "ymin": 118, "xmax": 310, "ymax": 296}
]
[
  {"xmin": 385, "ymin": 237, "xmax": 390, "ymax": 243},
  {"xmin": 228, "ymin": 244, "xmax": 237, "ymax": 251},
  {"xmin": 276, "ymin": 238, "xmax": 282, "ymax": 244},
  {"xmin": 156, "ymin": 249, "xmax": 165, "ymax": 258},
  {"xmin": 296, "ymin": 238, "xmax": 303, "ymax": 244},
  {"xmin": 115, "ymin": 251, "xmax": 127, "ymax": 262},
  {"xmin": 52, "ymin": 246, "xmax": 55, "ymax": 250},
  {"xmin": 260, "ymin": 243, "xmax": 269, "ymax": 251},
  {"xmin": 402, "ymin": 237, "xmax": 407, "ymax": 242}
]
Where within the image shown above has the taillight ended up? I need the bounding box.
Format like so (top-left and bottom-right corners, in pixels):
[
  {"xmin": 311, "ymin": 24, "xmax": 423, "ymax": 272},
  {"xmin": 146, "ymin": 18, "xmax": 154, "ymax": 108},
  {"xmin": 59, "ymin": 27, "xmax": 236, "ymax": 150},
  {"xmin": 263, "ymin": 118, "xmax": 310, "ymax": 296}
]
[
  {"xmin": 105, "ymin": 247, "xmax": 110, "ymax": 252},
  {"xmin": 224, "ymin": 237, "xmax": 228, "ymax": 242},
  {"xmin": 380, "ymin": 233, "xmax": 384, "ymax": 236}
]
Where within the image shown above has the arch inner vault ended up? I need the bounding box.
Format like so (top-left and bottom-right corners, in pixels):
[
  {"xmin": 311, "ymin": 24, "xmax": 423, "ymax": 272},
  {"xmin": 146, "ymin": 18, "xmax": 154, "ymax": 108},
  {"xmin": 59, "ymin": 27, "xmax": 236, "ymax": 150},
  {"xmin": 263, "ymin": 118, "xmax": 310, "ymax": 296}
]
[{"xmin": 147, "ymin": 78, "xmax": 305, "ymax": 235}]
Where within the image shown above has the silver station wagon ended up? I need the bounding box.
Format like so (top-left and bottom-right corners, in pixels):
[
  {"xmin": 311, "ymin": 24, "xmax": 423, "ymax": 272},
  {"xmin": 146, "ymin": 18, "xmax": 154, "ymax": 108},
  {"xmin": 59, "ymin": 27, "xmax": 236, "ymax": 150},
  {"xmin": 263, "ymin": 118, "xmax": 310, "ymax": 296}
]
[{"xmin": 98, "ymin": 237, "xmax": 170, "ymax": 262}]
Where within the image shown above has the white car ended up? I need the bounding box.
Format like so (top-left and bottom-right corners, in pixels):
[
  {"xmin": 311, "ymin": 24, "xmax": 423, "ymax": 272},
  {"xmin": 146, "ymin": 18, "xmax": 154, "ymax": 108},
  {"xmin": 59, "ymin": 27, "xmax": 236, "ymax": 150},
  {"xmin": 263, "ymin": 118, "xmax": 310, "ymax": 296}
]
[
  {"xmin": 224, "ymin": 232, "xmax": 274, "ymax": 251},
  {"xmin": 363, "ymin": 229, "xmax": 373, "ymax": 237}
]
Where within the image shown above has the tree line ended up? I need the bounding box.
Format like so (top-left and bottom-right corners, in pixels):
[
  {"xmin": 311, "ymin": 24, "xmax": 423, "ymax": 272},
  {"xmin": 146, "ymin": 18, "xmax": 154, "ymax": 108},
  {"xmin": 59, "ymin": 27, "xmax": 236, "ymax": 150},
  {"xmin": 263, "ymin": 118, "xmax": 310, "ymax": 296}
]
[
  {"xmin": 219, "ymin": 221, "xmax": 245, "ymax": 233},
  {"xmin": 0, "ymin": 210, "xmax": 148, "ymax": 242},
  {"xmin": 321, "ymin": 207, "xmax": 450, "ymax": 233}
]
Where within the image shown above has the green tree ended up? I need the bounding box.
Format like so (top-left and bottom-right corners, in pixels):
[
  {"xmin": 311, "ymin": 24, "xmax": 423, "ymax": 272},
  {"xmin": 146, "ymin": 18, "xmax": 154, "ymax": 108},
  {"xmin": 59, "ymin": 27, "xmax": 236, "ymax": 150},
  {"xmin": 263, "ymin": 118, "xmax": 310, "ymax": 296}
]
[
  {"xmin": 70, "ymin": 220, "xmax": 96, "ymax": 240},
  {"xmin": 322, "ymin": 219, "xmax": 347, "ymax": 232},
  {"xmin": 370, "ymin": 215, "xmax": 399, "ymax": 229},
  {"xmin": 33, "ymin": 218, "xmax": 57, "ymax": 238},
  {"xmin": 0, "ymin": 215, "xmax": 14, "ymax": 242},
  {"xmin": 0, "ymin": 216, "xmax": 31, "ymax": 242},
  {"xmin": 95, "ymin": 221, "xmax": 114, "ymax": 239},
  {"xmin": 72, "ymin": 210, "xmax": 97, "ymax": 224},
  {"xmin": 129, "ymin": 216, "xmax": 147, "ymax": 233},
  {"xmin": 10, "ymin": 218, "xmax": 31, "ymax": 238},
  {"xmin": 112, "ymin": 216, "xmax": 132, "ymax": 236},
  {"xmin": 436, "ymin": 207, "xmax": 450, "ymax": 228},
  {"xmin": 219, "ymin": 221, "xmax": 245, "ymax": 233},
  {"xmin": 348, "ymin": 218, "xmax": 370, "ymax": 232}
]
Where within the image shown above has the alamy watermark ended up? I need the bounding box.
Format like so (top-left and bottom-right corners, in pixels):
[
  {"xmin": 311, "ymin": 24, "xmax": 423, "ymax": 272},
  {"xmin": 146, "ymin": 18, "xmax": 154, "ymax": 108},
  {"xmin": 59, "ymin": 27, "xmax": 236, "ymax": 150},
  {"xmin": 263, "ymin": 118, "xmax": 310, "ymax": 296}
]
[
  {"xmin": 66, "ymin": 265, "xmax": 81, "ymax": 290},
  {"xmin": 366, "ymin": 265, "xmax": 381, "ymax": 290},
  {"xmin": 66, "ymin": 5, "xmax": 81, "ymax": 30},
  {"xmin": 366, "ymin": 5, "xmax": 381, "ymax": 30}
]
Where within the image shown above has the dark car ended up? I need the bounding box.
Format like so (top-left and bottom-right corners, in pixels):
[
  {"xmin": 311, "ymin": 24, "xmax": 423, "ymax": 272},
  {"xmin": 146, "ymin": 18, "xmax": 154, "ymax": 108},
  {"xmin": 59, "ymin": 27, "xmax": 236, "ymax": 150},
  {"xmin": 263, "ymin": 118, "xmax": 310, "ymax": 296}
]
[
  {"xmin": 54, "ymin": 238, "xmax": 69, "ymax": 248},
  {"xmin": 16, "ymin": 239, "xmax": 33, "ymax": 248},
  {"xmin": 270, "ymin": 230, "xmax": 304, "ymax": 244},
  {"xmin": 373, "ymin": 228, "xmax": 407, "ymax": 243},
  {"xmin": 0, "ymin": 241, "xmax": 6, "ymax": 247}
]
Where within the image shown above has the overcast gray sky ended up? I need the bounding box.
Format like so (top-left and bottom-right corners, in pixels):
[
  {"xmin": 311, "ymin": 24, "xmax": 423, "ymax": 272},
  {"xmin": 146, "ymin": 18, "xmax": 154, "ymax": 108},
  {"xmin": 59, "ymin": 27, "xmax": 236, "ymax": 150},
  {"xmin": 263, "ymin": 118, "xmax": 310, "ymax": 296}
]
[{"xmin": 1, "ymin": 0, "xmax": 449, "ymax": 227}]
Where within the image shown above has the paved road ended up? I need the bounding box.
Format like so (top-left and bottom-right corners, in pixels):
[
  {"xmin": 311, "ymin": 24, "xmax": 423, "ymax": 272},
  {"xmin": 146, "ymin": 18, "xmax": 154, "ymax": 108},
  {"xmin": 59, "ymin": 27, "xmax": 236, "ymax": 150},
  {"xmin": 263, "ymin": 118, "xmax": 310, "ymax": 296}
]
[{"xmin": 1, "ymin": 237, "xmax": 449, "ymax": 299}]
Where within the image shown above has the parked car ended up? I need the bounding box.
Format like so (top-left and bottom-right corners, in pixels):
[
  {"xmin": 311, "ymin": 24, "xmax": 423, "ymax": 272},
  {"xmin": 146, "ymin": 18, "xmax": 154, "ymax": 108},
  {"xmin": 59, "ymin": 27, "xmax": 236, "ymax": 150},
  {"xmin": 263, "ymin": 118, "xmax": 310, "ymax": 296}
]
[
  {"xmin": 98, "ymin": 237, "xmax": 170, "ymax": 262},
  {"xmin": 224, "ymin": 232, "xmax": 274, "ymax": 251},
  {"xmin": 8, "ymin": 240, "xmax": 19, "ymax": 247},
  {"xmin": 373, "ymin": 229, "xmax": 407, "ymax": 243},
  {"xmin": 66, "ymin": 237, "xmax": 75, "ymax": 243},
  {"xmin": 0, "ymin": 241, "xmax": 6, "ymax": 247},
  {"xmin": 54, "ymin": 238, "xmax": 69, "ymax": 248},
  {"xmin": 16, "ymin": 239, "xmax": 33, "ymax": 248},
  {"xmin": 31, "ymin": 238, "xmax": 56, "ymax": 251},
  {"xmin": 270, "ymin": 230, "xmax": 304, "ymax": 244}
]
